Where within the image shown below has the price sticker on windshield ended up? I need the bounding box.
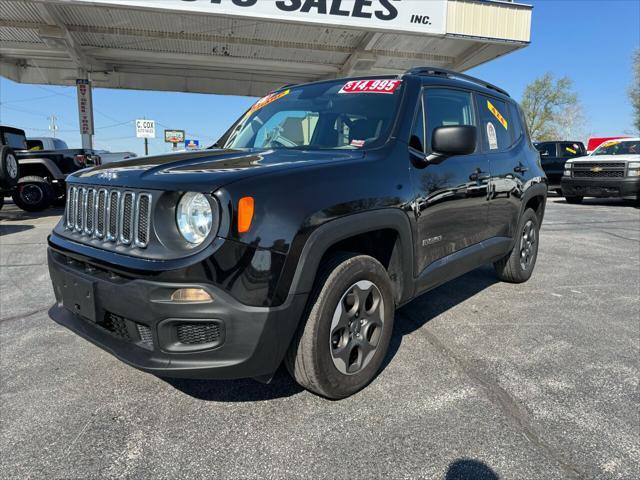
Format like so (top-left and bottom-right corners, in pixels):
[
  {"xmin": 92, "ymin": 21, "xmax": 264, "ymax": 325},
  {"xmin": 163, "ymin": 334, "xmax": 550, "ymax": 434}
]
[{"xmin": 339, "ymin": 79, "xmax": 402, "ymax": 95}]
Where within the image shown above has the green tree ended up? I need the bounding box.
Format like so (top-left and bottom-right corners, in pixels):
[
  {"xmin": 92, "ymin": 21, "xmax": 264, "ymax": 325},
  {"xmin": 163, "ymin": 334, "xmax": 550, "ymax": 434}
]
[
  {"xmin": 631, "ymin": 49, "xmax": 640, "ymax": 133},
  {"xmin": 520, "ymin": 73, "xmax": 579, "ymax": 141}
]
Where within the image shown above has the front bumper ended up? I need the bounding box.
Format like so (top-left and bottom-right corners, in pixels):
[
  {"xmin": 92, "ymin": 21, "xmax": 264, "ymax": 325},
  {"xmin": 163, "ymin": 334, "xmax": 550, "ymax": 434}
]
[
  {"xmin": 48, "ymin": 248, "xmax": 308, "ymax": 380},
  {"xmin": 561, "ymin": 176, "xmax": 640, "ymax": 198}
]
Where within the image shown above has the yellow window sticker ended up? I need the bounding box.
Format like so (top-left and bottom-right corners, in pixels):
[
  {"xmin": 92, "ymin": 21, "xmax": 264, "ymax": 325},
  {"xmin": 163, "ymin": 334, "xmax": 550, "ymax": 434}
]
[
  {"xmin": 600, "ymin": 140, "xmax": 620, "ymax": 148},
  {"xmin": 565, "ymin": 147, "xmax": 576, "ymax": 154},
  {"xmin": 487, "ymin": 100, "xmax": 508, "ymax": 130}
]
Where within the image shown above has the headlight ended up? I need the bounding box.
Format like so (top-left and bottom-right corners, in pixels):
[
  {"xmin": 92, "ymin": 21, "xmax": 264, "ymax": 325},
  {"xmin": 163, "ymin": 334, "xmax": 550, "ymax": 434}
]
[
  {"xmin": 176, "ymin": 193, "xmax": 216, "ymax": 245},
  {"xmin": 563, "ymin": 164, "xmax": 572, "ymax": 176},
  {"xmin": 628, "ymin": 161, "xmax": 640, "ymax": 177}
]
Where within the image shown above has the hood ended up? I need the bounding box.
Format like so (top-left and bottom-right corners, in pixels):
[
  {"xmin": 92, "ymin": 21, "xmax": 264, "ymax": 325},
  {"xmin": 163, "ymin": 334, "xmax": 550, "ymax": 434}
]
[
  {"xmin": 567, "ymin": 154, "xmax": 640, "ymax": 164},
  {"xmin": 70, "ymin": 148, "xmax": 365, "ymax": 191}
]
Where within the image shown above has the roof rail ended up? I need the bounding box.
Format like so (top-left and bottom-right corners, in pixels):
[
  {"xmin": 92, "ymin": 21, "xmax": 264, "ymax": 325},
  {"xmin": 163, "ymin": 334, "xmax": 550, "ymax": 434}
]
[{"xmin": 405, "ymin": 66, "xmax": 510, "ymax": 98}]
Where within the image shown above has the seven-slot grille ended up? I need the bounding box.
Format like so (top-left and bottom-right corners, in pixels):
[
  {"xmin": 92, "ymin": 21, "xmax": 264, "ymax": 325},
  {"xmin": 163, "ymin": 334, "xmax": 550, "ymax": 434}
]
[
  {"xmin": 571, "ymin": 163, "xmax": 625, "ymax": 178},
  {"xmin": 66, "ymin": 185, "xmax": 152, "ymax": 248}
]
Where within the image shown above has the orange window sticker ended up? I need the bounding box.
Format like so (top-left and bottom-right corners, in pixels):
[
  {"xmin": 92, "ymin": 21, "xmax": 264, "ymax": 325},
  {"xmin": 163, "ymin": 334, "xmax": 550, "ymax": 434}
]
[
  {"xmin": 487, "ymin": 100, "xmax": 508, "ymax": 130},
  {"xmin": 249, "ymin": 89, "xmax": 290, "ymax": 113}
]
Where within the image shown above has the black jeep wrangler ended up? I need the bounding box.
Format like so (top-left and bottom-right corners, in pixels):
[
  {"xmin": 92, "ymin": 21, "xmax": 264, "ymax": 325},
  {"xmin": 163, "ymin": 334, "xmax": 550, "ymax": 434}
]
[
  {"xmin": 47, "ymin": 68, "xmax": 547, "ymax": 399},
  {"xmin": 0, "ymin": 125, "xmax": 101, "ymax": 212}
]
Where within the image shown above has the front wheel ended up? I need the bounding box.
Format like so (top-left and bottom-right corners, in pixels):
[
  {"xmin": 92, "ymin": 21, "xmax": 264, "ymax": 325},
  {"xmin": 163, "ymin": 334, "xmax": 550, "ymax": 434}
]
[
  {"xmin": 286, "ymin": 253, "xmax": 395, "ymax": 399},
  {"xmin": 494, "ymin": 208, "xmax": 540, "ymax": 283},
  {"xmin": 12, "ymin": 176, "xmax": 54, "ymax": 212}
]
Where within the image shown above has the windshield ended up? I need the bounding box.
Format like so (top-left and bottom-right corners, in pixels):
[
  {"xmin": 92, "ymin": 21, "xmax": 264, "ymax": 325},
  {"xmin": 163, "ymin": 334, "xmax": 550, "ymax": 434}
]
[
  {"xmin": 591, "ymin": 139, "xmax": 639, "ymax": 156},
  {"xmin": 220, "ymin": 78, "xmax": 404, "ymax": 150}
]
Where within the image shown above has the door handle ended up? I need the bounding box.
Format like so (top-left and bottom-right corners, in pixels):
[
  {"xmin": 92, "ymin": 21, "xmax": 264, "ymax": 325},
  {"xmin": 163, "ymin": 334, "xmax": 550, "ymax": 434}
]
[
  {"xmin": 469, "ymin": 168, "xmax": 490, "ymax": 182},
  {"xmin": 514, "ymin": 164, "xmax": 528, "ymax": 174}
]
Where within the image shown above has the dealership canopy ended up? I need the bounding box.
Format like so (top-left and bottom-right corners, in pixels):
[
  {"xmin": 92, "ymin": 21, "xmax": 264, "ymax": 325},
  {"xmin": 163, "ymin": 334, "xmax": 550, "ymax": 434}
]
[{"xmin": 1, "ymin": 0, "xmax": 532, "ymax": 95}]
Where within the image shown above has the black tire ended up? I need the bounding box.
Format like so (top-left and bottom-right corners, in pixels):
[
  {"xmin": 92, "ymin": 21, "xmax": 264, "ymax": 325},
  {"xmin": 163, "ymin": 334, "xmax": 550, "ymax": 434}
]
[
  {"xmin": 555, "ymin": 189, "xmax": 563, "ymax": 196},
  {"xmin": 0, "ymin": 146, "xmax": 20, "ymax": 189},
  {"xmin": 564, "ymin": 196, "xmax": 583, "ymax": 204},
  {"xmin": 494, "ymin": 208, "xmax": 540, "ymax": 284},
  {"xmin": 0, "ymin": 194, "xmax": 4, "ymax": 211},
  {"xmin": 285, "ymin": 253, "xmax": 395, "ymax": 399},
  {"xmin": 11, "ymin": 176, "xmax": 54, "ymax": 212}
]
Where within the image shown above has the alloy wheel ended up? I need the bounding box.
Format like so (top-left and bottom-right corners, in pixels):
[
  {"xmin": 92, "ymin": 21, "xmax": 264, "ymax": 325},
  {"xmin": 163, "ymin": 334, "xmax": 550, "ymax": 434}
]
[
  {"xmin": 329, "ymin": 280, "xmax": 385, "ymax": 375},
  {"xmin": 519, "ymin": 220, "xmax": 536, "ymax": 271}
]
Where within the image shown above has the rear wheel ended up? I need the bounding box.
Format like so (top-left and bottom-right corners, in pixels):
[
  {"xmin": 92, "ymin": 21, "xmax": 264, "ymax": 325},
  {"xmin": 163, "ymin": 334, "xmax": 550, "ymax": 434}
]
[
  {"xmin": 494, "ymin": 208, "xmax": 540, "ymax": 284},
  {"xmin": 12, "ymin": 176, "xmax": 54, "ymax": 212},
  {"xmin": 564, "ymin": 196, "xmax": 583, "ymax": 204},
  {"xmin": 286, "ymin": 253, "xmax": 395, "ymax": 399}
]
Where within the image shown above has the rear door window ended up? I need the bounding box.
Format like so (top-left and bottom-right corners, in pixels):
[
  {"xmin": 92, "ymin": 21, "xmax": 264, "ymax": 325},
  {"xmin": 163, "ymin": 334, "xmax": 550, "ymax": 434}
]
[
  {"xmin": 477, "ymin": 95, "xmax": 512, "ymax": 152},
  {"xmin": 535, "ymin": 142, "xmax": 557, "ymax": 158},
  {"xmin": 559, "ymin": 142, "xmax": 584, "ymax": 158},
  {"xmin": 27, "ymin": 140, "xmax": 44, "ymax": 151},
  {"xmin": 508, "ymin": 103, "xmax": 524, "ymax": 143}
]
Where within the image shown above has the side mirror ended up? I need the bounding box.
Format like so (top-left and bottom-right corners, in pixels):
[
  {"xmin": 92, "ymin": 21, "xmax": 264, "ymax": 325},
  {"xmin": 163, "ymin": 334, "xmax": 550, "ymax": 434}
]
[{"xmin": 429, "ymin": 125, "xmax": 477, "ymax": 163}]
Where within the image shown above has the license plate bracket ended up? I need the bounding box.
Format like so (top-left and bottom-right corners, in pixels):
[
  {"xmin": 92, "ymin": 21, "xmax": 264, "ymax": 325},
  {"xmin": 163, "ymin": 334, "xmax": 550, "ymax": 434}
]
[{"xmin": 61, "ymin": 272, "xmax": 96, "ymax": 322}]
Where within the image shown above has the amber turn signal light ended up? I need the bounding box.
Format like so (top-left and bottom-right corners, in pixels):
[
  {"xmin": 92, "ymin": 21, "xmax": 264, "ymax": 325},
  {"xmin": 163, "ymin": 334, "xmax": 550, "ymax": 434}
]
[
  {"xmin": 170, "ymin": 288, "xmax": 213, "ymax": 303},
  {"xmin": 238, "ymin": 196, "xmax": 254, "ymax": 233}
]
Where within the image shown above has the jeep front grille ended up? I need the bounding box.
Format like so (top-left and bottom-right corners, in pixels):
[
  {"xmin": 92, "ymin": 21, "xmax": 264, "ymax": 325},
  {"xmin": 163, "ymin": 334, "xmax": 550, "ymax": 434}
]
[{"xmin": 65, "ymin": 186, "xmax": 152, "ymax": 248}]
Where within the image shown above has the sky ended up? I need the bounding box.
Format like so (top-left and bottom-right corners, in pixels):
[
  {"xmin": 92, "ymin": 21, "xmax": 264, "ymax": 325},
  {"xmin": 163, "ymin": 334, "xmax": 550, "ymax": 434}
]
[{"xmin": 0, "ymin": 0, "xmax": 638, "ymax": 156}]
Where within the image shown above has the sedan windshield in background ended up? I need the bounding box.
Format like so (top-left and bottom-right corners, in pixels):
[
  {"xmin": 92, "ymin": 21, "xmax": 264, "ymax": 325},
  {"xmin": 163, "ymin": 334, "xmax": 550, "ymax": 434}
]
[
  {"xmin": 221, "ymin": 79, "xmax": 404, "ymax": 151},
  {"xmin": 591, "ymin": 139, "xmax": 639, "ymax": 156}
]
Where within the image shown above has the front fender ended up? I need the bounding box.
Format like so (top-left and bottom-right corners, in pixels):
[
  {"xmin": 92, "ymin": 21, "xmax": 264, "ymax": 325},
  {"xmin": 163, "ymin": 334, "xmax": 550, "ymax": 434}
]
[{"xmin": 279, "ymin": 208, "xmax": 415, "ymax": 306}]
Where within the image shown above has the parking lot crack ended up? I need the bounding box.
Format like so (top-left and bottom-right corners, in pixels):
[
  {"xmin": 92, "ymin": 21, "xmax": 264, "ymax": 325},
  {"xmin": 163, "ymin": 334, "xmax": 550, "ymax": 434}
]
[
  {"xmin": 398, "ymin": 311, "xmax": 587, "ymax": 479},
  {"xmin": 599, "ymin": 231, "xmax": 640, "ymax": 243},
  {"xmin": 0, "ymin": 307, "xmax": 49, "ymax": 323}
]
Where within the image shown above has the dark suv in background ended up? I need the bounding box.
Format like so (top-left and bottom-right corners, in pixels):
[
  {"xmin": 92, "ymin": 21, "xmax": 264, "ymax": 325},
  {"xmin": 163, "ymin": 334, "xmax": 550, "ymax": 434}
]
[
  {"xmin": 535, "ymin": 140, "xmax": 586, "ymax": 193},
  {"xmin": 47, "ymin": 68, "xmax": 547, "ymax": 399}
]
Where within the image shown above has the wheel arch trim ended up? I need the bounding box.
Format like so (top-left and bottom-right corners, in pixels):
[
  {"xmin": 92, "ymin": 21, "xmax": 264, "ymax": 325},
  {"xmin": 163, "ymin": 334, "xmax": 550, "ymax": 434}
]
[{"xmin": 287, "ymin": 208, "xmax": 415, "ymax": 305}]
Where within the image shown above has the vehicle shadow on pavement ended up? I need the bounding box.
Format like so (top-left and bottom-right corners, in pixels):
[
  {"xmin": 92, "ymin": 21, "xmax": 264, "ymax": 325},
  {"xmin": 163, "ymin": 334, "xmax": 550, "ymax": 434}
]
[
  {"xmin": 382, "ymin": 266, "xmax": 498, "ymax": 370},
  {"xmin": 166, "ymin": 266, "xmax": 498, "ymax": 402},
  {"xmin": 445, "ymin": 458, "xmax": 500, "ymax": 479},
  {"xmin": 0, "ymin": 224, "xmax": 35, "ymax": 236},
  {"xmin": 550, "ymin": 197, "xmax": 639, "ymax": 208},
  {"xmin": 0, "ymin": 204, "xmax": 65, "ymax": 221},
  {"xmin": 162, "ymin": 367, "xmax": 304, "ymax": 402}
]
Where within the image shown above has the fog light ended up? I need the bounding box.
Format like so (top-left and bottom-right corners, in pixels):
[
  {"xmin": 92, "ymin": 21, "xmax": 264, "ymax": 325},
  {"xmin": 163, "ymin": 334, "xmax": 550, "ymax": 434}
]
[{"xmin": 170, "ymin": 288, "xmax": 213, "ymax": 303}]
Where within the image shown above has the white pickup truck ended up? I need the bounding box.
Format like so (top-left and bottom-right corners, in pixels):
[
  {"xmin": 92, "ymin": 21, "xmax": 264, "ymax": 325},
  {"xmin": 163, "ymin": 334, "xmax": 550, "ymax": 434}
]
[{"xmin": 561, "ymin": 138, "xmax": 640, "ymax": 204}]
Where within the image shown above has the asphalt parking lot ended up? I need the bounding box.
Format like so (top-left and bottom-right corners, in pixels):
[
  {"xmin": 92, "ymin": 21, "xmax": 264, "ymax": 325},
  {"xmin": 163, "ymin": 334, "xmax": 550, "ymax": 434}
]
[{"xmin": 1, "ymin": 196, "xmax": 638, "ymax": 480}]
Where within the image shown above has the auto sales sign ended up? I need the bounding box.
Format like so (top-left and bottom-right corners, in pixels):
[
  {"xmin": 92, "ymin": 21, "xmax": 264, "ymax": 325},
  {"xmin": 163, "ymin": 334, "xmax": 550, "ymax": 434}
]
[{"xmin": 71, "ymin": 0, "xmax": 447, "ymax": 35}]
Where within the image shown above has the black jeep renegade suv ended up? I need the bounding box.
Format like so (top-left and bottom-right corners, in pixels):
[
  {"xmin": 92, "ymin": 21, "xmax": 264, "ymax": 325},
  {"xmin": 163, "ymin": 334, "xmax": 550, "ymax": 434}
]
[{"xmin": 47, "ymin": 68, "xmax": 547, "ymax": 399}]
